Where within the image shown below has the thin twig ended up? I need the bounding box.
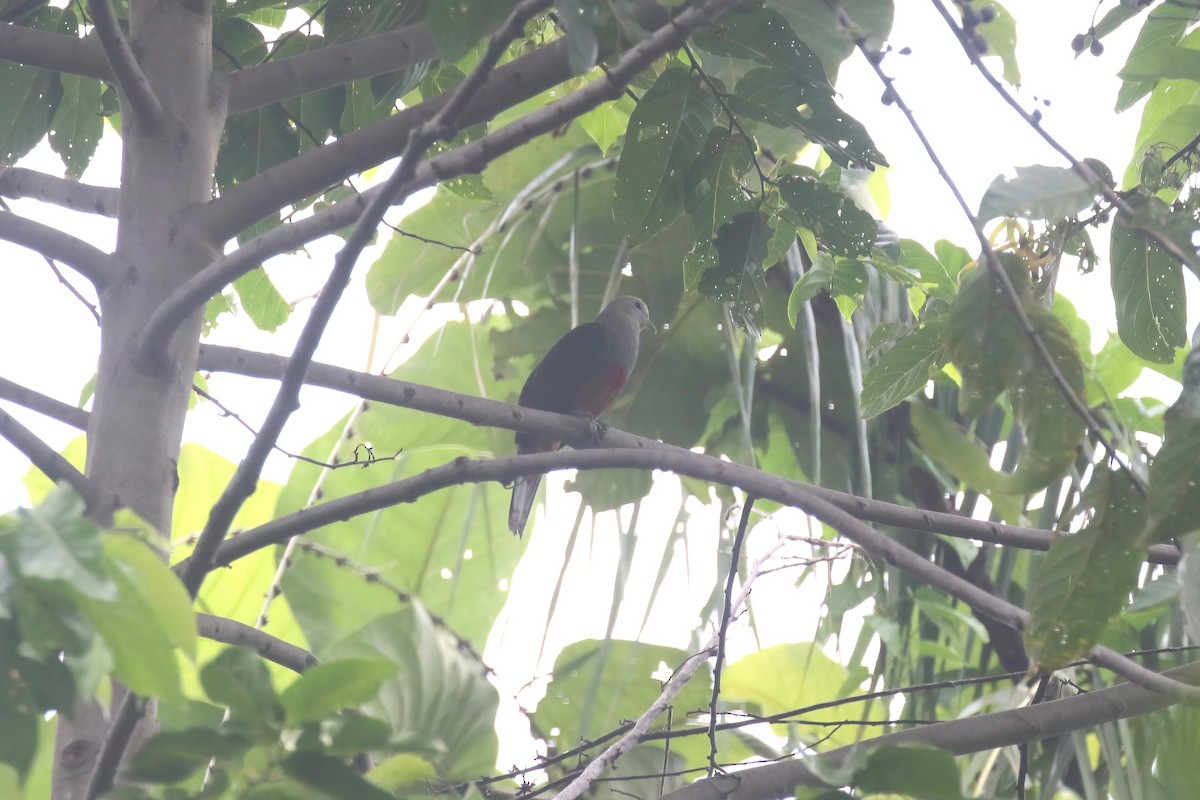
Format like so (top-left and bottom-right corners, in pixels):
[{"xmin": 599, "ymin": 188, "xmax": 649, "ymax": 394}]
[
  {"xmin": 845, "ymin": 12, "xmax": 1144, "ymax": 493},
  {"xmin": 86, "ymin": 0, "xmax": 164, "ymax": 130},
  {"xmin": 927, "ymin": 0, "xmax": 1198, "ymax": 274},
  {"xmin": 708, "ymin": 497, "xmax": 755, "ymax": 776}
]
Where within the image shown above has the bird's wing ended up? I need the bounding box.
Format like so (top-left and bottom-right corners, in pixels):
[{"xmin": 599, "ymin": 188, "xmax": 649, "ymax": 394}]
[{"xmin": 518, "ymin": 321, "xmax": 628, "ymax": 417}]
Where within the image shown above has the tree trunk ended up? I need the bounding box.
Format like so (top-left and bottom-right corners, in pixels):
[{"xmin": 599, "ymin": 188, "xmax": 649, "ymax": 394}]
[{"xmin": 52, "ymin": 1, "xmax": 225, "ymax": 796}]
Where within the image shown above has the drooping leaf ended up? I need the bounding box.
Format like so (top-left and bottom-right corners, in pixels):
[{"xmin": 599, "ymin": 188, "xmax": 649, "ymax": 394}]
[
  {"xmin": 232, "ymin": 267, "xmax": 291, "ymax": 332},
  {"xmin": 767, "ymin": 0, "xmax": 894, "ymax": 80},
  {"xmin": 279, "ymin": 658, "xmax": 398, "ymax": 725},
  {"xmin": 49, "ymin": 73, "xmax": 103, "ymax": 179},
  {"xmin": 1110, "ymin": 196, "xmax": 1187, "ymax": 363},
  {"xmin": 945, "ymin": 256, "xmax": 1028, "ymax": 417},
  {"xmin": 1142, "ymin": 350, "xmax": 1200, "ymax": 544},
  {"xmin": 125, "ymin": 728, "xmax": 251, "ymax": 783},
  {"xmin": 426, "ymin": 0, "xmax": 512, "ymax": 63},
  {"xmin": 860, "ymin": 314, "xmax": 948, "ymax": 419},
  {"xmin": 977, "ymin": 160, "xmax": 1111, "ymax": 222},
  {"xmin": 614, "ymin": 68, "xmax": 717, "ymax": 242},
  {"xmin": 975, "ymin": 1, "xmax": 1020, "ymax": 86},
  {"xmin": 852, "ymin": 745, "xmax": 968, "ymax": 800},
  {"xmin": 699, "ymin": 211, "xmax": 769, "ymax": 337},
  {"xmin": 1024, "ymin": 469, "xmax": 1146, "ymax": 671},
  {"xmin": 693, "ymin": 6, "xmax": 834, "ymax": 91},
  {"xmin": 685, "ymin": 127, "xmax": 757, "ymax": 241},
  {"xmin": 321, "ymin": 606, "xmax": 499, "ymax": 780},
  {"xmin": 199, "ymin": 647, "xmax": 281, "ymax": 733},
  {"xmin": 777, "ymin": 175, "xmax": 877, "ymax": 257}
]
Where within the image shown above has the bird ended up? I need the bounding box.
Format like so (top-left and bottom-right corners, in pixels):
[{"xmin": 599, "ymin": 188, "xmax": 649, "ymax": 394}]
[{"xmin": 508, "ymin": 296, "xmax": 655, "ymax": 537}]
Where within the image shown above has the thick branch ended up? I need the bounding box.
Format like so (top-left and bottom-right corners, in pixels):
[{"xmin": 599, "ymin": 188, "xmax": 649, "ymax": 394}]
[
  {"xmin": 662, "ymin": 659, "xmax": 1200, "ymax": 800},
  {"xmin": 195, "ymin": 613, "xmax": 317, "ymax": 674},
  {"xmin": 0, "ymin": 407, "xmax": 115, "ymax": 517},
  {"xmin": 86, "ymin": 0, "xmax": 164, "ymax": 130},
  {"xmin": 225, "ymin": 24, "xmax": 439, "ymax": 114},
  {"xmin": 194, "ymin": 344, "xmax": 1184, "ymax": 566},
  {"xmin": 0, "ymin": 21, "xmax": 109, "ymax": 79},
  {"xmin": 0, "ymin": 210, "xmax": 115, "ymax": 286},
  {"xmin": 143, "ymin": 0, "xmax": 729, "ymax": 359},
  {"xmin": 0, "ymin": 167, "xmax": 119, "ymax": 216},
  {"xmin": 198, "ymin": 1, "xmax": 676, "ymax": 244},
  {"xmin": 0, "ymin": 375, "xmax": 88, "ymax": 429}
]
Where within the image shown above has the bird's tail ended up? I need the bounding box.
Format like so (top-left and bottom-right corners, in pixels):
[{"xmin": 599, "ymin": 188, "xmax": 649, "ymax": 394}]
[{"xmin": 508, "ymin": 474, "xmax": 542, "ymax": 538}]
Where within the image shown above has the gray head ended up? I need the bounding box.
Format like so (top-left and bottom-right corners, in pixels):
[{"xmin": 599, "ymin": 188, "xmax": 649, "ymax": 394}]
[{"xmin": 598, "ymin": 296, "xmax": 655, "ymax": 333}]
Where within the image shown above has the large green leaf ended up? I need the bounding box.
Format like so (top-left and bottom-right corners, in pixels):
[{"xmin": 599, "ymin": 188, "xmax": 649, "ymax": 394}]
[
  {"xmin": 279, "ymin": 658, "xmax": 398, "ymax": 724},
  {"xmin": 685, "ymin": 127, "xmax": 757, "ymax": 241},
  {"xmin": 945, "ymin": 257, "xmax": 1028, "ymax": 418},
  {"xmin": 7, "ymin": 489, "xmax": 111, "ymax": 601},
  {"xmin": 0, "ymin": 6, "xmax": 66, "ymax": 163},
  {"xmin": 278, "ymin": 315, "xmax": 521, "ymax": 652},
  {"xmin": 767, "ymin": 0, "xmax": 894, "ymax": 80},
  {"xmin": 426, "ymin": 0, "xmax": 511, "ymax": 62},
  {"xmin": 777, "ymin": 175, "xmax": 877, "ymax": 257},
  {"xmin": 614, "ymin": 68, "xmax": 717, "ymax": 243},
  {"xmin": 977, "ymin": 160, "xmax": 1110, "ymax": 222},
  {"xmin": 860, "ymin": 314, "xmax": 948, "ymax": 419},
  {"xmin": 536, "ymin": 639, "xmax": 711, "ymax": 746},
  {"xmin": 1024, "ymin": 469, "xmax": 1146, "ymax": 671},
  {"xmin": 1110, "ymin": 196, "xmax": 1187, "ymax": 364},
  {"xmin": 322, "ymin": 606, "xmax": 499, "ymax": 780},
  {"xmin": 49, "ymin": 73, "xmax": 103, "ymax": 179},
  {"xmin": 722, "ymin": 642, "xmax": 884, "ymax": 749},
  {"xmin": 1141, "ymin": 355, "xmax": 1200, "ymax": 544},
  {"xmin": 693, "ymin": 6, "xmax": 834, "ymax": 92}
]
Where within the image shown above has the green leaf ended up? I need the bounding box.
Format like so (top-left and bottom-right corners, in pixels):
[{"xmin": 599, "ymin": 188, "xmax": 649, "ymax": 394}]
[
  {"xmin": 104, "ymin": 527, "xmax": 198, "ymax": 660},
  {"xmin": 1116, "ymin": 12, "xmax": 1200, "ymax": 112},
  {"xmin": 214, "ymin": 16, "xmax": 268, "ymax": 71},
  {"xmin": 578, "ymin": 95, "xmax": 632, "ymax": 153},
  {"xmin": 853, "ymin": 745, "xmax": 967, "ymax": 800},
  {"xmin": 726, "ymin": 69, "xmax": 885, "ymax": 167},
  {"xmin": 860, "ymin": 314, "xmax": 948, "ymax": 419},
  {"xmin": 1141, "ymin": 396, "xmax": 1200, "ymax": 545},
  {"xmin": 1004, "ymin": 305, "xmax": 1087, "ymax": 493},
  {"xmin": 977, "ymin": 160, "xmax": 1110, "ymax": 222},
  {"xmin": 367, "ymin": 753, "xmax": 437, "ymax": 792},
  {"xmin": 536, "ymin": 639, "xmax": 711, "ymax": 745},
  {"xmin": 693, "ymin": 7, "xmax": 834, "ymax": 91},
  {"xmin": 427, "ymin": 0, "xmax": 511, "ymax": 63},
  {"xmin": 125, "ymin": 728, "xmax": 251, "ymax": 783},
  {"xmin": 614, "ymin": 68, "xmax": 717, "ymax": 242},
  {"xmin": 898, "ymin": 239, "xmax": 961, "ymax": 300},
  {"xmin": 1110, "ymin": 197, "xmax": 1187, "ymax": 363},
  {"xmin": 0, "ymin": 622, "xmax": 40, "ymax": 782},
  {"xmin": 0, "ymin": 6, "xmax": 65, "ymax": 163},
  {"xmin": 777, "ymin": 176, "xmax": 877, "ymax": 257},
  {"xmin": 216, "ymin": 108, "xmax": 300, "ymax": 192},
  {"xmin": 945, "ymin": 257, "xmax": 1028, "ymax": 417},
  {"xmin": 910, "ymin": 403, "xmax": 1005, "ymax": 496},
  {"xmin": 1024, "ymin": 469, "xmax": 1146, "ymax": 671},
  {"xmin": 49, "ymin": 73, "xmax": 103, "ymax": 179},
  {"xmin": 768, "ymin": 0, "xmax": 894, "ymax": 80},
  {"xmin": 685, "ymin": 127, "xmax": 757, "ymax": 241},
  {"xmin": 321, "ymin": 606, "xmax": 499, "ymax": 780},
  {"xmin": 722, "ymin": 643, "xmax": 883, "ymax": 748},
  {"xmin": 787, "ymin": 251, "xmax": 835, "ymax": 312},
  {"xmin": 280, "ymin": 658, "xmax": 398, "ymax": 724},
  {"xmin": 10, "ymin": 488, "xmax": 112, "ymax": 600},
  {"xmin": 976, "ymin": 1, "xmax": 1019, "ymax": 86},
  {"xmin": 200, "ymin": 647, "xmax": 281, "ymax": 732},
  {"xmin": 233, "ymin": 268, "xmax": 291, "ymax": 332},
  {"xmin": 282, "ymin": 753, "xmax": 394, "ymax": 800},
  {"xmin": 698, "ymin": 211, "xmax": 770, "ymax": 337},
  {"xmin": 556, "ymin": 0, "xmax": 600, "ymax": 74},
  {"xmin": 1118, "ymin": 44, "xmax": 1200, "ymax": 82},
  {"xmin": 1181, "ymin": 534, "xmax": 1200, "ymax": 645}
]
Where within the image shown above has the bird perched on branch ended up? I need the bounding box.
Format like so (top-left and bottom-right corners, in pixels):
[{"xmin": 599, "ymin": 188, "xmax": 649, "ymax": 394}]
[{"xmin": 508, "ymin": 296, "xmax": 655, "ymax": 537}]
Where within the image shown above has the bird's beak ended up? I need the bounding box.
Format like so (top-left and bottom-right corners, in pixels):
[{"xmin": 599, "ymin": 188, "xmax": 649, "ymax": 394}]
[{"xmin": 644, "ymin": 316, "xmax": 657, "ymax": 334}]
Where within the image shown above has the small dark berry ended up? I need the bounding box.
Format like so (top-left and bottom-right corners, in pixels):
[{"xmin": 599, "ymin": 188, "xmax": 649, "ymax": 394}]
[
  {"xmin": 1071, "ymin": 33, "xmax": 1087, "ymax": 53},
  {"xmin": 962, "ymin": 8, "xmax": 979, "ymax": 27},
  {"xmin": 899, "ymin": 46, "xmax": 912, "ymax": 55},
  {"xmin": 881, "ymin": 87, "xmax": 896, "ymax": 105},
  {"xmin": 972, "ymin": 34, "xmax": 989, "ymax": 53},
  {"xmin": 865, "ymin": 48, "xmax": 885, "ymax": 64},
  {"xmin": 1090, "ymin": 39, "xmax": 1105, "ymax": 56},
  {"xmin": 980, "ymin": 7, "xmax": 996, "ymax": 22}
]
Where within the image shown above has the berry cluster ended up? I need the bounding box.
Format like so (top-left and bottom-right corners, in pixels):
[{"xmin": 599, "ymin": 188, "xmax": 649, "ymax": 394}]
[{"xmin": 1071, "ymin": 28, "xmax": 1105, "ymax": 57}]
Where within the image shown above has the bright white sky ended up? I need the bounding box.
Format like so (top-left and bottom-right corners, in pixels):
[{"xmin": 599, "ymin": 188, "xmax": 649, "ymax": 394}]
[{"xmin": 0, "ymin": 0, "xmax": 1193, "ymax": 767}]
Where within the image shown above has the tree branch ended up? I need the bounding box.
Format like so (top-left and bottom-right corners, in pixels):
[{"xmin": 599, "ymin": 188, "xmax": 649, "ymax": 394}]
[
  {"xmin": 661, "ymin": 659, "xmax": 1200, "ymax": 800},
  {"xmin": 0, "ymin": 167, "xmax": 119, "ymax": 216},
  {"xmin": 194, "ymin": 343, "xmax": 1184, "ymax": 566},
  {"xmin": 86, "ymin": 0, "xmax": 164, "ymax": 130},
  {"xmin": 0, "ymin": 407, "xmax": 115, "ymax": 517},
  {"xmin": 142, "ymin": 0, "xmax": 737, "ymax": 360},
  {"xmin": 176, "ymin": 0, "xmax": 557, "ymax": 600},
  {"xmin": 0, "ymin": 209, "xmax": 115, "ymax": 286},
  {"xmin": 197, "ymin": 0, "xmax": 677, "ymax": 245},
  {"xmin": 225, "ymin": 23, "xmax": 439, "ymax": 114},
  {"xmin": 0, "ymin": 20, "xmax": 109, "ymax": 79},
  {"xmin": 0, "ymin": 375, "xmax": 88, "ymax": 429},
  {"xmin": 195, "ymin": 613, "xmax": 317, "ymax": 674}
]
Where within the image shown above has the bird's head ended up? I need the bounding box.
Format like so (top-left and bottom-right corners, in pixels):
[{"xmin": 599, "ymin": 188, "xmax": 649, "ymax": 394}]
[{"xmin": 602, "ymin": 295, "xmax": 656, "ymax": 334}]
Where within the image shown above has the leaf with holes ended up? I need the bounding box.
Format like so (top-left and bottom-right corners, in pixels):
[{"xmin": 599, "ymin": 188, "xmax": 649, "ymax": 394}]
[{"xmin": 860, "ymin": 314, "xmax": 948, "ymax": 419}]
